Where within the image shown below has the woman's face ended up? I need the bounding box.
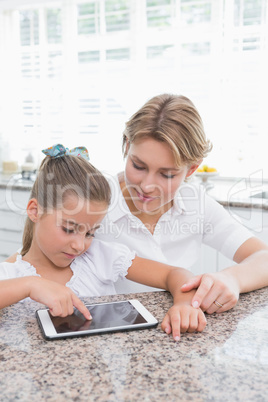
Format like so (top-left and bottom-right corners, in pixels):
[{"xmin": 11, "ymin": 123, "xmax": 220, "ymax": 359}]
[{"xmin": 124, "ymin": 138, "xmax": 196, "ymax": 215}]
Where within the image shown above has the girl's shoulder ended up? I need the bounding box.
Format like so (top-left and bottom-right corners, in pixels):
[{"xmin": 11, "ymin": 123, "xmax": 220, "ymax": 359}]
[
  {"xmin": 81, "ymin": 238, "xmax": 134, "ymax": 261},
  {"xmin": 71, "ymin": 239, "xmax": 135, "ymax": 286},
  {"xmin": 0, "ymin": 255, "xmax": 38, "ymax": 280},
  {"xmin": 74, "ymin": 239, "xmax": 135, "ymax": 274}
]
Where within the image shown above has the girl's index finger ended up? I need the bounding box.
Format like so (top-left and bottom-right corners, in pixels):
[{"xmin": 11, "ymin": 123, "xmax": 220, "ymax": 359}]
[{"xmin": 72, "ymin": 295, "xmax": 92, "ymax": 320}]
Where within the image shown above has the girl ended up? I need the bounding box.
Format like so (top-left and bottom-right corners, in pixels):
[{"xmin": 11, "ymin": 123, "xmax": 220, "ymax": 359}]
[
  {"xmin": 0, "ymin": 144, "xmax": 206, "ymax": 341},
  {"xmin": 94, "ymin": 94, "xmax": 268, "ymax": 312}
]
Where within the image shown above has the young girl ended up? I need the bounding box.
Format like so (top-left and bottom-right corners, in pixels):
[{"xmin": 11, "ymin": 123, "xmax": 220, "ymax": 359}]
[
  {"xmin": 0, "ymin": 144, "xmax": 206, "ymax": 341},
  {"xmin": 94, "ymin": 94, "xmax": 268, "ymax": 312}
]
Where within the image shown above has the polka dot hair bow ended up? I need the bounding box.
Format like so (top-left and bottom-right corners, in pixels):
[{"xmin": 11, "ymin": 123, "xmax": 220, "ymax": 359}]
[{"xmin": 42, "ymin": 144, "xmax": 89, "ymax": 161}]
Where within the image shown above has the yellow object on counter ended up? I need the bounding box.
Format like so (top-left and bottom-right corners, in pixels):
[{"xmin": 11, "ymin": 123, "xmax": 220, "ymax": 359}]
[
  {"xmin": 2, "ymin": 160, "xmax": 19, "ymax": 174},
  {"xmin": 197, "ymin": 165, "xmax": 217, "ymax": 173}
]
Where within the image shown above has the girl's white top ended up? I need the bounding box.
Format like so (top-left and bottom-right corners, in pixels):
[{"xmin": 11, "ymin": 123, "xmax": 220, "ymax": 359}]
[
  {"xmin": 95, "ymin": 174, "xmax": 253, "ymax": 273},
  {"xmin": 0, "ymin": 239, "xmax": 136, "ymax": 298}
]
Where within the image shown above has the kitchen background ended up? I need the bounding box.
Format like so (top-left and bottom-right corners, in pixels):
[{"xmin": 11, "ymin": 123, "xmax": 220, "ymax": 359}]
[{"xmin": 0, "ymin": 0, "xmax": 267, "ymax": 178}]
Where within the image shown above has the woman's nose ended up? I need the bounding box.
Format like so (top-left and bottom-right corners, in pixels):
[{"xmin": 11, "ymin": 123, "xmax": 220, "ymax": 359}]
[{"xmin": 140, "ymin": 174, "xmax": 156, "ymax": 192}]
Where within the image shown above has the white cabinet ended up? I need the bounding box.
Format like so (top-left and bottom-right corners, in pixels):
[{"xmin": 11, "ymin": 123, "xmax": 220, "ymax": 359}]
[{"xmin": 0, "ymin": 188, "xmax": 30, "ymax": 261}]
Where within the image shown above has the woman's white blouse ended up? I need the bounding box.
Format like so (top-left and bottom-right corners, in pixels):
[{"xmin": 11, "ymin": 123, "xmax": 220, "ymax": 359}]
[
  {"xmin": 95, "ymin": 175, "xmax": 253, "ymax": 273},
  {"xmin": 0, "ymin": 239, "xmax": 136, "ymax": 298}
]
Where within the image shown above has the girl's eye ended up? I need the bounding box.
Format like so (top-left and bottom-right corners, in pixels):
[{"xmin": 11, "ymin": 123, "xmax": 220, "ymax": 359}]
[
  {"xmin": 86, "ymin": 232, "xmax": 95, "ymax": 238},
  {"xmin": 62, "ymin": 227, "xmax": 75, "ymax": 234},
  {"xmin": 132, "ymin": 161, "xmax": 145, "ymax": 171}
]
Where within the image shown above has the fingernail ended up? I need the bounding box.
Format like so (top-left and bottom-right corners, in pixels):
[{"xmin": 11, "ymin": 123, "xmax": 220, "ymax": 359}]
[
  {"xmin": 192, "ymin": 301, "xmax": 199, "ymax": 308},
  {"xmin": 174, "ymin": 336, "xmax": 180, "ymax": 342},
  {"xmin": 88, "ymin": 314, "xmax": 92, "ymax": 320},
  {"xmin": 165, "ymin": 327, "xmax": 169, "ymax": 334}
]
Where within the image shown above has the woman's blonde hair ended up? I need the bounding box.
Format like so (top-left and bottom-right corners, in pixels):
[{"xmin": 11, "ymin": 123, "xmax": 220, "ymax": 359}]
[
  {"xmin": 122, "ymin": 94, "xmax": 212, "ymax": 166},
  {"xmin": 21, "ymin": 154, "xmax": 111, "ymax": 256}
]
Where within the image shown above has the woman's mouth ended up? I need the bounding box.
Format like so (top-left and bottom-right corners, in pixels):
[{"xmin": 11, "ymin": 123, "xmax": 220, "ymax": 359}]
[{"xmin": 136, "ymin": 190, "xmax": 156, "ymax": 202}]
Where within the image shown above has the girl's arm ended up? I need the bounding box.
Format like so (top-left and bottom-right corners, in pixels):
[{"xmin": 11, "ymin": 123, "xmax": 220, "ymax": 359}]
[
  {"xmin": 181, "ymin": 237, "xmax": 268, "ymax": 314},
  {"xmin": 0, "ymin": 276, "xmax": 91, "ymax": 319},
  {"xmin": 127, "ymin": 257, "xmax": 207, "ymax": 341}
]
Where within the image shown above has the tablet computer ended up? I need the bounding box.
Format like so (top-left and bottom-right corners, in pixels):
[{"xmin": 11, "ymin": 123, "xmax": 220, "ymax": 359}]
[{"xmin": 36, "ymin": 299, "xmax": 158, "ymax": 340}]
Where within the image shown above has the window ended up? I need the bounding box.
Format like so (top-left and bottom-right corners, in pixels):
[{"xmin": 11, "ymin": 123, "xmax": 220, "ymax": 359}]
[
  {"xmin": 180, "ymin": 0, "xmax": 211, "ymax": 24},
  {"xmin": 105, "ymin": 0, "xmax": 130, "ymax": 32},
  {"xmin": 77, "ymin": 2, "xmax": 100, "ymax": 35},
  {"xmin": 146, "ymin": 0, "xmax": 173, "ymax": 28},
  {"xmin": 0, "ymin": 0, "xmax": 267, "ymax": 177}
]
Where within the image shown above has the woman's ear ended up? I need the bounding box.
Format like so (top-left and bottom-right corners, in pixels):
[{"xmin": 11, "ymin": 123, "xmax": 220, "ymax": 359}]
[
  {"xmin": 27, "ymin": 198, "xmax": 39, "ymax": 222},
  {"xmin": 186, "ymin": 160, "xmax": 203, "ymax": 178}
]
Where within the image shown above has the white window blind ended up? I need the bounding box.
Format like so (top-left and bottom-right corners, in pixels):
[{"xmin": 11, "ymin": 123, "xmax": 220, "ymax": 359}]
[{"xmin": 0, "ymin": 0, "xmax": 267, "ymax": 177}]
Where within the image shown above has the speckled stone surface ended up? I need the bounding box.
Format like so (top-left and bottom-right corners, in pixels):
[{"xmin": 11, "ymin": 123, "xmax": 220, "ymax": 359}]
[{"xmin": 1, "ymin": 288, "xmax": 268, "ymax": 401}]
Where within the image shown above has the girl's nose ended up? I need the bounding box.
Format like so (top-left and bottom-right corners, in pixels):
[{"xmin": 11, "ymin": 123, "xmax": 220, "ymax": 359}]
[{"xmin": 71, "ymin": 235, "xmax": 86, "ymax": 253}]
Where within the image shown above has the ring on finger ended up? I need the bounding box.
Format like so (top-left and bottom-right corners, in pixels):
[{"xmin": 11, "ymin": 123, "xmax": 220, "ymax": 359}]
[{"xmin": 213, "ymin": 300, "xmax": 223, "ymax": 308}]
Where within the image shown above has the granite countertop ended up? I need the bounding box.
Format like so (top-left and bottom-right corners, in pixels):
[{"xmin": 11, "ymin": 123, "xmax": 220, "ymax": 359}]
[{"xmin": 0, "ymin": 288, "xmax": 268, "ymax": 401}]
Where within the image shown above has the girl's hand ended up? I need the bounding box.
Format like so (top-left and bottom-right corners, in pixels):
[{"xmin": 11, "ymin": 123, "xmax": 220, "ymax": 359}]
[
  {"xmin": 28, "ymin": 277, "xmax": 92, "ymax": 320},
  {"xmin": 181, "ymin": 271, "xmax": 240, "ymax": 314},
  {"xmin": 161, "ymin": 303, "xmax": 207, "ymax": 341}
]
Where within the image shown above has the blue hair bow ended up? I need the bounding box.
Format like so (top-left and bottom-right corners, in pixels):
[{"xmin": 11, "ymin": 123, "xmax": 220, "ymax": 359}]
[{"xmin": 42, "ymin": 144, "xmax": 89, "ymax": 161}]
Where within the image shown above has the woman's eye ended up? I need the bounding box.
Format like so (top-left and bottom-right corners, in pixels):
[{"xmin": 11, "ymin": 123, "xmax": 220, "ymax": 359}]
[
  {"xmin": 62, "ymin": 227, "xmax": 75, "ymax": 234},
  {"xmin": 132, "ymin": 161, "xmax": 144, "ymax": 170},
  {"xmin": 161, "ymin": 173, "xmax": 176, "ymax": 179}
]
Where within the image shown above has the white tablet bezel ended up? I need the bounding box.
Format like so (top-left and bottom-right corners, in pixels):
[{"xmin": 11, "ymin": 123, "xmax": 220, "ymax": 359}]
[{"xmin": 36, "ymin": 299, "xmax": 158, "ymax": 340}]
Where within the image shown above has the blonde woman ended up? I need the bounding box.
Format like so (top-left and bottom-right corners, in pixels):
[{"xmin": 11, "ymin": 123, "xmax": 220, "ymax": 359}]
[{"xmin": 95, "ymin": 94, "xmax": 268, "ymax": 313}]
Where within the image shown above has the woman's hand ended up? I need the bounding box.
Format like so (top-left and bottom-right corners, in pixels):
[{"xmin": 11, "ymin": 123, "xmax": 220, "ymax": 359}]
[
  {"xmin": 28, "ymin": 277, "xmax": 92, "ymax": 320},
  {"xmin": 181, "ymin": 271, "xmax": 240, "ymax": 314},
  {"xmin": 161, "ymin": 303, "xmax": 207, "ymax": 341}
]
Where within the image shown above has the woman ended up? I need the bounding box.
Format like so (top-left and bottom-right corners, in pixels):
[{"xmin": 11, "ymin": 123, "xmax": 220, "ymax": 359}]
[{"xmin": 95, "ymin": 94, "xmax": 268, "ymax": 313}]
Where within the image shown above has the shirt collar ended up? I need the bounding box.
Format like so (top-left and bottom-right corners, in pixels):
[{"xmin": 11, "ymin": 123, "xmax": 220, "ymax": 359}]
[
  {"xmin": 171, "ymin": 192, "xmax": 186, "ymax": 214},
  {"xmin": 107, "ymin": 174, "xmax": 132, "ymax": 222}
]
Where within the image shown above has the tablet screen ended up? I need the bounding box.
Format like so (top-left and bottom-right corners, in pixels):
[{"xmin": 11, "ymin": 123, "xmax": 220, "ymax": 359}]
[{"xmin": 49, "ymin": 301, "xmax": 147, "ymax": 334}]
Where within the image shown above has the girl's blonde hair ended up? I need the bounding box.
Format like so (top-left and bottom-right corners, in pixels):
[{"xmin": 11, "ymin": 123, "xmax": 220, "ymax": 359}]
[
  {"xmin": 21, "ymin": 154, "xmax": 111, "ymax": 256},
  {"xmin": 122, "ymin": 94, "xmax": 212, "ymax": 166}
]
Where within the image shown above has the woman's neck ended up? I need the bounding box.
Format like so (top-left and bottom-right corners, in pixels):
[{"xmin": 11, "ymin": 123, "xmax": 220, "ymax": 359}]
[{"xmin": 119, "ymin": 179, "xmax": 172, "ymax": 234}]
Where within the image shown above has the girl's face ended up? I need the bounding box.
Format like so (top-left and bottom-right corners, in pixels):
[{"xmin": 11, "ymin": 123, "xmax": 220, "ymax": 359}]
[
  {"xmin": 31, "ymin": 195, "xmax": 107, "ymax": 268},
  {"xmin": 124, "ymin": 138, "xmax": 197, "ymax": 215}
]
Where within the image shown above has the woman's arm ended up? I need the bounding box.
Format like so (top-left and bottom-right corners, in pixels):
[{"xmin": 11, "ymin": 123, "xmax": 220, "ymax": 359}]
[
  {"xmin": 181, "ymin": 237, "xmax": 268, "ymax": 314},
  {"xmin": 231, "ymin": 237, "xmax": 268, "ymax": 292},
  {"xmin": 127, "ymin": 257, "xmax": 207, "ymax": 341},
  {"xmin": 0, "ymin": 276, "xmax": 91, "ymax": 319}
]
